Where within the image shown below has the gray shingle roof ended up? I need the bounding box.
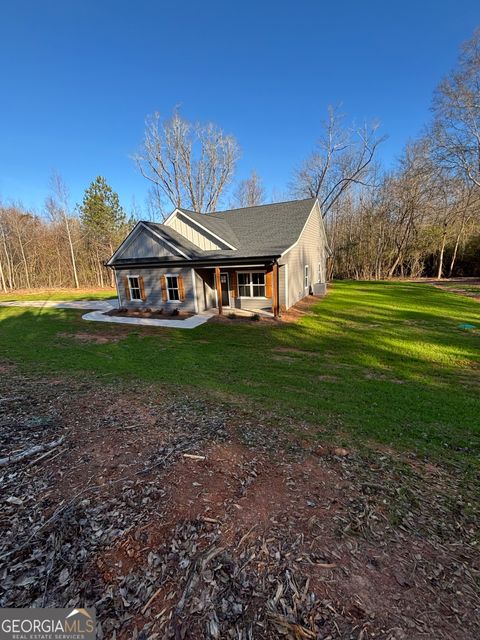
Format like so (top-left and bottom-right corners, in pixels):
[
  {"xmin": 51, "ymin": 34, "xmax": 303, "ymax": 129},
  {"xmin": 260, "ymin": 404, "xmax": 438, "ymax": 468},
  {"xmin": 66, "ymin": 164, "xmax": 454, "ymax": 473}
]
[
  {"xmin": 143, "ymin": 198, "xmax": 317, "ymax": 260},
  {"xmin": 108, "ymin": 198, "xmax": 317, "ymax": 266},
  {"xmin": 144, "ymin": 222, "xmax": 204, "ymax": 257},
  {"xmin": 177, "ymin": 210, "xmax": 240, "ymax": 250}
]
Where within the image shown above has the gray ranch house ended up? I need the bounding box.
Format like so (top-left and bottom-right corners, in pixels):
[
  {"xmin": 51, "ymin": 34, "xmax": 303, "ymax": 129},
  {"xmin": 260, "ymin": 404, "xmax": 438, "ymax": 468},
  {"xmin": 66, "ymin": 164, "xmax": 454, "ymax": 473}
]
[{"xmin": 107, "ymin": 198, "xmax": 329, "ymax": 317}]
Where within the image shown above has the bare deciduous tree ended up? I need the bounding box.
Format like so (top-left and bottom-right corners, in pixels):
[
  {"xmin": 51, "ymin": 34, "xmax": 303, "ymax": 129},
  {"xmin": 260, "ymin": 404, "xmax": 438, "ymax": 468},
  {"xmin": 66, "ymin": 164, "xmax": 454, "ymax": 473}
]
[
  {"xmin": 0, "ymin": 250, "xmax": 6, "ymax": 292},
  {"xmin": 291, "ymin": 106, "xmax": 386, "ymax": 217},
  {"xmin": 446, "ymin": 182, "xmax": 480, "ymax": 276},
  {"xmin": 231, "ymin": 170, "xmax": 265, "ymax": 208},
  {"xmin": 327, "ymin": 134, "xmax": 480, "ymax": 281},
  {"xmin": 135, "ymin": 110, "xmax": 239, "ymax": 215},
  {"xmin": 432, "ymin": 29, "xmax": 480, "ymax": 187},
  {"xmin": 45, "ymin": 173, "xmax": 80, "ymax": 288}
]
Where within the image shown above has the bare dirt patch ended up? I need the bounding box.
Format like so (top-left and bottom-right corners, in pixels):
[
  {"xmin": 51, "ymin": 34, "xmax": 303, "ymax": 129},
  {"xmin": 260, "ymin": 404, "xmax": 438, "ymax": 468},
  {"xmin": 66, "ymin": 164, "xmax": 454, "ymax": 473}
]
[
  {"xmin": 429, "ymin": 278, "xmax": 480, "ymax": 301},
  {"xmin": 57, "ymin": 330, "xmax": 128, "ymax": 344},
  {"xmin": 317, "ymin": 374, "xmax": 339, "ymax": 382},
  {"xmin": 280, "ymin": 294, "xmax": 325, "ymax": 322},
  {"xmin": 0, "ymin": 364, "xmax": 478, "ymax": 639},
  {"xmin": 273, "ymin": 346, "xmax": 319, "ymax": 356},
  {"xmin": 437, "ymin": 287, "xmax": 480, "ymax": 301},
  {"xmin": 365, "ymin": 371, "xmax": 405, "ymax": 384},
  {"xmin": 271, "ymin": 354, "xmax": 295, "ymax": 362}
]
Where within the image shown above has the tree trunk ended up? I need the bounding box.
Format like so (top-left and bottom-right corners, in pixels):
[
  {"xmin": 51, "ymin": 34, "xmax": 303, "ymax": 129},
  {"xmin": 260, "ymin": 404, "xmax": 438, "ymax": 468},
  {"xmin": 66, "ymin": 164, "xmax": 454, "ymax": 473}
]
[
  {"xmin": 108, "ymin": 243, "xmax": 115, "ymax": 287},
  {"xmin": 17, "ymin": 234, "xmax": 31, "ymax": 289},
  {"xmin": 1, "ymin": 229, "xmax": 14, "ymax": 289},
  {"xmin": 437, "ymin": 224, "xmax": 448, "ymax": 279},
  {"xmin": 448, "ymin": 216, "xmax": 469, "ymax": 277},
  {"xmin": 97, "ymin": 256, "xmax": 104, "ymax": 288},
  {"xmin": 0, "ymin": 258, "xmax": 7, "ymax": 292},
  {"xmin": 64, "ymin": 216, "xmax": 79, "ymax": 288},
  {"xmin": 448, "ymin": 237, "xmax": 460, "ymax": 277},
  {"xmin": 388, "ymin": 253, "xmax": 402, "ymax": 278}
]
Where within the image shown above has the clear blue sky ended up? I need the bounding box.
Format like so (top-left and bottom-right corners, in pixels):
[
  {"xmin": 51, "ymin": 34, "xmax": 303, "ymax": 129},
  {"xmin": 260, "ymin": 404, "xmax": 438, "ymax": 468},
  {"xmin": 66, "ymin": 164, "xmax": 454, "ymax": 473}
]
[{"xmin": 1, "ymin": 0, "xmax": 479, "ymax": 214}]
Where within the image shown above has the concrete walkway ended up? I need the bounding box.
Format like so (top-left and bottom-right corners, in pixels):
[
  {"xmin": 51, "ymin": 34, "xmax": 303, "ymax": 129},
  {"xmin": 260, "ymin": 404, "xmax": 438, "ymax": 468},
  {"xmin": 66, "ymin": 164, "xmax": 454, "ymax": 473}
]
[{"xmin": 0, "ymin": 298, "xmax": 214, "ymax": 329}]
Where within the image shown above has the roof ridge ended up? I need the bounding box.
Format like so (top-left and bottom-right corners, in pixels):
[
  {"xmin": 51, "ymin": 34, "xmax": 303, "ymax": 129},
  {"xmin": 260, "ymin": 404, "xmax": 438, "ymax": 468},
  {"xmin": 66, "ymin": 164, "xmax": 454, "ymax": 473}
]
[{"xmin": 179, "ymin": 197, "xmax": 316, "ymax": 217}]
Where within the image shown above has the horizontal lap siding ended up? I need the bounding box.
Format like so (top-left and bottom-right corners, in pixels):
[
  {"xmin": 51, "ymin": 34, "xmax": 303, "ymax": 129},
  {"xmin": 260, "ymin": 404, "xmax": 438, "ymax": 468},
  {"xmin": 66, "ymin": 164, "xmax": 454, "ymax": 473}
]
[
  {"xmin": 115, "ymin": 267, "xmax": 196, "ymax": 312},
  {"xmin": 281, "ymin": 201, "xmax": 328, "ymax": 308},
  {"xmin": 233, "ymin": 297, "xmax": 272, "ymax": 311}
]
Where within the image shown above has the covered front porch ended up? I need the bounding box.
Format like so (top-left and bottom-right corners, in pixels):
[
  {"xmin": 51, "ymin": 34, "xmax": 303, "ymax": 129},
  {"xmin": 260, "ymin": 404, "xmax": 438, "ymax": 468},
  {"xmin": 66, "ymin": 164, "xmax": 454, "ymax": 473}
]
[{"xmin": 194, "ymin": 262, "xmax": 281, "ymax": 318}]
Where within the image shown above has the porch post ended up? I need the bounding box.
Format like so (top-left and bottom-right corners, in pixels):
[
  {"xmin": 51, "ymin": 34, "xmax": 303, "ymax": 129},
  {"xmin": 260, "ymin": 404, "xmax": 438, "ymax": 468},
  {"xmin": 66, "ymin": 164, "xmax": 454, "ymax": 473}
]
[
  {"xmin": 215, "ymin": 266, "xmax": 223, "ymax": 315},
  {"xmin": 272, "ymin": 262, "xmax": 279, "ymax": 318}
]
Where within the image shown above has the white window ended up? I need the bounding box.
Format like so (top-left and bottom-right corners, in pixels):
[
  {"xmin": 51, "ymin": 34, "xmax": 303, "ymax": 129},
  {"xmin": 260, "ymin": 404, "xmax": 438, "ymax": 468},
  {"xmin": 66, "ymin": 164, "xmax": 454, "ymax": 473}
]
[
  {"xmin": 304, "ymin": 265, "xmax": 309, "ymax": 289},
  {"xmin": 128, "ymin": 276, "xmax": 142, "ymax": 301},
  {"xmin": 237, "ymin": 271, "xmax": 266, "ymax": 298},
  {"xmin": 252, "ymin": 272, "xmax": 265, "ymax": 297},
  {"xmin": 238, "ymin": 272, "xmax": 250, "ymax": 297},
  {"xmin": 166, "ymin": 275, "xmax": 180, "ymax": 301}
]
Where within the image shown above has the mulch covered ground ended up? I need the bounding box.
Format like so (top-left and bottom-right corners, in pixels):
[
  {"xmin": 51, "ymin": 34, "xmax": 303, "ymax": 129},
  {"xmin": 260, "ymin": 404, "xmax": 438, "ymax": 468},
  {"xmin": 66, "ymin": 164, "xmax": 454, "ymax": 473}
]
[
  {"xmin": 106, "ymin": 309, "xmax": 194, "ymax": 320},
  {"xmin": 0, "ymin": 363, "xmax": 478, "ymax": 639}
]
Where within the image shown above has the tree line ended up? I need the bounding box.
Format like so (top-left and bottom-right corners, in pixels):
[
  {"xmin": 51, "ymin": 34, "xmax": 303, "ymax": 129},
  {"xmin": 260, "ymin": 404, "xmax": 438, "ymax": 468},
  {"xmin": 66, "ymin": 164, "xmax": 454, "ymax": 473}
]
[
  {"xmin": 0, "ymin": 176, "xmax": 131, "ymax": 291},
  {"xmin": 1, "ymin": 29, "xmax": 479, "ymax": 291}
]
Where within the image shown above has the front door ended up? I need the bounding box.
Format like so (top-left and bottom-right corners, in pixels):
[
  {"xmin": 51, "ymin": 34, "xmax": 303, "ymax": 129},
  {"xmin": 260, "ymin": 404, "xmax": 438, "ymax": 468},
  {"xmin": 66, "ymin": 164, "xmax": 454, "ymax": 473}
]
[{"xmin": 220, "ymin": 272, "xmax": 230, "ymax": 306}]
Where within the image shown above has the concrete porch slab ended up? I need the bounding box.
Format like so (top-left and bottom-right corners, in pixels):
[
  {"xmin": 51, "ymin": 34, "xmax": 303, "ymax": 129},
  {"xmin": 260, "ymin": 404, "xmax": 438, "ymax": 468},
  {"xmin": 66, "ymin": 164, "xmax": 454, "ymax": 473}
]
[{"xmin": 216, "ymin": 306, "xmax": 274, "ymax": 318}]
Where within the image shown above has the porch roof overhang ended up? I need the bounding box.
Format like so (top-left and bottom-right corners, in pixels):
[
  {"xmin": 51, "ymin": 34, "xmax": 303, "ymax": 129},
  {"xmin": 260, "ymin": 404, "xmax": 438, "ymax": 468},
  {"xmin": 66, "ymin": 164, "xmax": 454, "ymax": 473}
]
[{"xmin": 109, "ymin": 255, "xmax": 281, "ymax": 269}]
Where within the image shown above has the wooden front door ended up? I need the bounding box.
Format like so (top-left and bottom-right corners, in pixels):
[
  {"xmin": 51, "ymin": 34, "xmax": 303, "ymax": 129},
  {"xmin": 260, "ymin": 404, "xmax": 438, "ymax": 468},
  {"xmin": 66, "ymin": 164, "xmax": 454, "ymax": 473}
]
[{"xmin": 220, "ymin": 272, "xmax": 230, "ymax": 306}]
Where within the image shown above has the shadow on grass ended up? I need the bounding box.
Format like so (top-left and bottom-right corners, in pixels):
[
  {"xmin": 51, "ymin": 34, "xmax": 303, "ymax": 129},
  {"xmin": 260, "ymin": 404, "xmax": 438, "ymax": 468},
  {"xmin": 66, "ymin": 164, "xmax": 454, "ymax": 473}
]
[{"xmin": 0, "ymin": 281, "xmax": 479, "ymax": 469}]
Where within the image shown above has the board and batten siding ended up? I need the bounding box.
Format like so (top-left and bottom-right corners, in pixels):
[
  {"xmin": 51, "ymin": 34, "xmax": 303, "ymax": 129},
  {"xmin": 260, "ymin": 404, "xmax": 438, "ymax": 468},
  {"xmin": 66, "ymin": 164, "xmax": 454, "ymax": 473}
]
[
  {"xmin": 168, "ymin": 213, "xmax": 225, "ymax": 251},
  {"xmin": 115, "ymin": 267, "xmax": 196, "ymax": 312},
  {"xmin": 280, "ymin": 201, "xmax": 328, "ymax": 307}
]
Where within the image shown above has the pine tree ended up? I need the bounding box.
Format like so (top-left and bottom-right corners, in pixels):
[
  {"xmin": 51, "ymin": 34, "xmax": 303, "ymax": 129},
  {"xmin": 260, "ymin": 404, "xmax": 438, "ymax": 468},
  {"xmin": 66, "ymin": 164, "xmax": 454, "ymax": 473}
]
[
  {"xmin": 79, "ymin": 176, "xmax": 130, "ymax": 286},
  {"xmin": 79, "ymin": 176, "xmax": 129, "ymax": 246}
]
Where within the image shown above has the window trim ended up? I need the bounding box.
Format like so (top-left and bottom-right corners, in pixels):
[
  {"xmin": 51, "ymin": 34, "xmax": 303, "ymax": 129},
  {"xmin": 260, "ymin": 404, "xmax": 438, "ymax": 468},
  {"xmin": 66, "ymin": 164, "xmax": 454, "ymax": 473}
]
[
  {"xmin": 304, "ymin": 265, "xmax": 309, "ymax": 290},
  {"xmin": 236, "ymin": 270, "xmax": 267, "ymax": 299},
  {"xmin": 127, "ymin": 274, "xmax": 142, "ymax": 302},
  {"xmin": 165, "ymin": 273, "xmax": 182, "ymax": 303}
]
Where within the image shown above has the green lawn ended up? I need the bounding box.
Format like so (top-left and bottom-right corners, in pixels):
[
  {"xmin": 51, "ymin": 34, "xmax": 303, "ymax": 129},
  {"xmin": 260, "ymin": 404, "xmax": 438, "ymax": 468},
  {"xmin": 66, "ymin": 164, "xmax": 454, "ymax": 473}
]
[
  {"xmin": 0, "ymin": 288, "xmax": 116, "ymax": 302},
  {"xmin": 1, "ymin": 281, "xmax": 479, "ymax": 470}
]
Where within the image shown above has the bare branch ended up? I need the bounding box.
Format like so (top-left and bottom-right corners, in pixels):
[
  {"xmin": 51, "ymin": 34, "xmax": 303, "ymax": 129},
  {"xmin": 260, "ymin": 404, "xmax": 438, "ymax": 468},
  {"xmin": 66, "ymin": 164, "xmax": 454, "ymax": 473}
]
[
  {"xmin": 291, "ymin": 106, "xmax": 386, "ymax": 217},
  {"xmin": 134, "ymin": 110, "xmax": 240, "ymax": 213}
]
